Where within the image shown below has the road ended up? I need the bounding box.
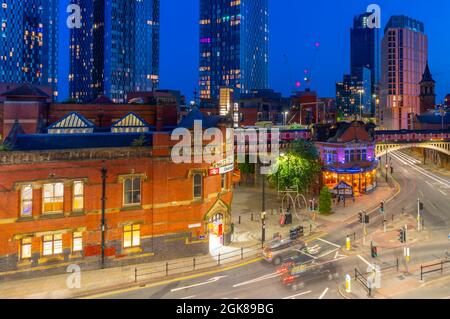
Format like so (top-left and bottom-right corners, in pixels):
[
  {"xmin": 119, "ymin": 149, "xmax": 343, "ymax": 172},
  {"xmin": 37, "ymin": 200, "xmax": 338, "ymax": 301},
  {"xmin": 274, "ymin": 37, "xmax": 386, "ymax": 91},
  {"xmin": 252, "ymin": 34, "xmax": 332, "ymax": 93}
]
[{"xmin": 92, "ymin": 150, "xmax": 450, "ymax": 299}]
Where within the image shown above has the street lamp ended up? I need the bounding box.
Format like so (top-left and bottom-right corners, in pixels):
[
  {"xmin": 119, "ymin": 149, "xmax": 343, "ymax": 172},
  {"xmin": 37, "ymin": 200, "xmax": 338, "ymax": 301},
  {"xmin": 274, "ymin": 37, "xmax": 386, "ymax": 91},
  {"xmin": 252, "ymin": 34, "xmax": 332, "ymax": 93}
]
[
  {"xmin": 439, "ymin": 106, "xmax": 446, "ymax": 133},
  {"xmin": 284, "ymin": 111, "xmax": 289, "ymax": 126}
]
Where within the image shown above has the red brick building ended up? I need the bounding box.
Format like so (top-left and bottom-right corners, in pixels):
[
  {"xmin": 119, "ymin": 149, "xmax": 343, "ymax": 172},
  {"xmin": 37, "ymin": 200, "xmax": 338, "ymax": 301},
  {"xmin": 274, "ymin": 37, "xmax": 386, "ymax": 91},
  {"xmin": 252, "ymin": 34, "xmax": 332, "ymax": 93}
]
[
  {"xmin": 0, "ymin": 96, "xmax": 234, "ymax": 277},
  {"xmin": 1, "ymin": 84, "xmax": 178, "ymax": 141}
]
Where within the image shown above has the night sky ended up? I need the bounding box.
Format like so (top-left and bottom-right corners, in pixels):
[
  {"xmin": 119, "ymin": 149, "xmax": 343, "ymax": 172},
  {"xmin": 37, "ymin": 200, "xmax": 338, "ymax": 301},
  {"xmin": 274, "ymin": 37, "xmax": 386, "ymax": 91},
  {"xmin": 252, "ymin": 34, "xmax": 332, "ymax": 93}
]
[{"xmin": 57, "ymin": 0, "xmax": 450, "ymax": 102}]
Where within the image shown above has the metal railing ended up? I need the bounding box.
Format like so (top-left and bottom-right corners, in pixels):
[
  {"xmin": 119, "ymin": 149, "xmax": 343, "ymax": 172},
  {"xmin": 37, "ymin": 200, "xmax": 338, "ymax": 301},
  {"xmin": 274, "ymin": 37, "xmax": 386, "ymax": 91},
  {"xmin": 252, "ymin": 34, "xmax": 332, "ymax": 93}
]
[
  {"xmin": 420, "ymin": 258, "xmax": 450, "ymax": 281},
  {"xmin": 134, "ymin": 244, "xmax": 261, "ymax": 283},
  {"xmin": 355, "ymin": 267, "xmax": 372, "ymax": 297}
]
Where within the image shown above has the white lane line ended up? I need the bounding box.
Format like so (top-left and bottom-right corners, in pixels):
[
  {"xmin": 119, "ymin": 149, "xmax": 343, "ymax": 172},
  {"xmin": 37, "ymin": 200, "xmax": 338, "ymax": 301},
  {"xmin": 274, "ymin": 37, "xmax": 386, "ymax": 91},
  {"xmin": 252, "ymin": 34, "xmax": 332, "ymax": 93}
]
[
  {"xmin": 318, "ymin": 287, "xmax": 329, "ymax": 299},
  {"xmin": 283, "ymin": 290, "xmax": 312, "ymax": 299},
  {"xmin": 317, "ymin": 248, "xmax": 339, "ymax": 259},
  {"xmin": 316, "ymin": 237, "xmax": 341, "ymax": 248},
  {"xmin": 357, "ymin": 254, "xmax": 371, "ymax": 267},
  {"xmin": 391, "ymin": 153, "xmax": 450, "ymax": 188},
  {"xmin": 232, "ymin": 273, "xmax": 281, "ymax": 288},
  {"xmin": 180, "ymin": 295, "xmax": 196, "ymax": 299},
  {"xmin": 171, "ymin": 276, "xmax": 227, "ymax": 292},
  {"xmin": 300, "ymin": 250, "xmax": 318, "ymax": 260},
  {"xmin": 395, "ymin": 152, "xmax": 450, "ymax": 185}
]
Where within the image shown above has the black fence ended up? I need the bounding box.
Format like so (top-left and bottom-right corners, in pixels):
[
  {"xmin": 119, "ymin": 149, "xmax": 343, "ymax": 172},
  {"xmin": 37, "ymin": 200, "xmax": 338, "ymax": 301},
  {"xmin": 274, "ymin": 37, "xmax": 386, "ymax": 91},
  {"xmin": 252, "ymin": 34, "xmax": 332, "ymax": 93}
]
[
  {"xmin": 355, "ymin": 268, "xmax": 372, "ymax": 297},
  {"xmin": 420, "ymin": 259, "xmax": 450, "ymax": 281},
  {"xmin": 134, "ymin": 244, "xmax": 261, "ymax": 283}
]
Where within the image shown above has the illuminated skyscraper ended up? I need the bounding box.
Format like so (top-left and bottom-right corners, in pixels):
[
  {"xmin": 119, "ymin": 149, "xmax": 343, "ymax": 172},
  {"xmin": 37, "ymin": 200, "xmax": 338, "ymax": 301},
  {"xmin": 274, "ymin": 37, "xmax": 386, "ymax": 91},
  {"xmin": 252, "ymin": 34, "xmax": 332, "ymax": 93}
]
[
  {"xmin": 199, "ymin": 0, "xmax": 269, "ymax": 103},
  {"xmin": 0, "ymin": 0, "xmax": 58, "ymax": 99},
  {"xmin": 70, "ymin": 0, "xmax": 160, "ymax": 103},
  {"xmin": 380, "ymin": 15, "xmax": 428, "ymax": 130}
]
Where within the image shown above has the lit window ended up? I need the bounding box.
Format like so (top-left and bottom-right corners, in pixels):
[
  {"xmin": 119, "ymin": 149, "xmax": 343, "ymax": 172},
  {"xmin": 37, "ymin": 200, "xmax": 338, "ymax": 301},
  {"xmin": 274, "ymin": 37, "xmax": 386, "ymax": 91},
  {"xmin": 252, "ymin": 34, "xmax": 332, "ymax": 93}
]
[
  {"xmin": 43, "ymin": 234, "xmax": 63, "ymax": 256},
  {"xmin": 21, "ymin": 185, "xmax": 33, "ymax": 217},
  {"xmin": 73, "ymin": 232, "xmax": 83, "ymax": 252},
  {"xmin": 123, "ymin": 177, "xmax": 141, "ymax": 206},
  {"xmin": 73, "ymin": 181, "xmax": 84, "ymax": 211},
  {"xmin": 21, "ymin": 238, "xmax": 32, "ymax": 259},
  {"xmin": 193, "ymin": 173, "xmax": 203, "ymax": 199},
  {"xmin": 123, "ymin": 224, "xmax": 140, "ymax": 248},
  {"xmin": 43, "ymin": 183, "xmax": 64, "ymax": 213}
]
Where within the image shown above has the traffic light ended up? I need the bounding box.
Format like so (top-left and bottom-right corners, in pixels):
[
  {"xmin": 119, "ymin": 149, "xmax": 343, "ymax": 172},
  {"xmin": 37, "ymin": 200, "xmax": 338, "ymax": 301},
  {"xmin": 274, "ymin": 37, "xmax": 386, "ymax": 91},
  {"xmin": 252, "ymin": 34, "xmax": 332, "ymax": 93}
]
[
  {"xmin": 365, "ymin": 214, "xmax": 370, "ymax": 224},
  {"xmin": 419, "ymin": 202, "xmax": 424, "ymax": 212},
  {"xmin": 380, "ymin": 202, "xmax": 384, "ymax": 213},
  {"xmin": 359, "ymin": 212, "xmax": 363, "ymax": 223},
  {"xmin": 399, "ymin": 228, "xmax": 406, "ymax": 243}
]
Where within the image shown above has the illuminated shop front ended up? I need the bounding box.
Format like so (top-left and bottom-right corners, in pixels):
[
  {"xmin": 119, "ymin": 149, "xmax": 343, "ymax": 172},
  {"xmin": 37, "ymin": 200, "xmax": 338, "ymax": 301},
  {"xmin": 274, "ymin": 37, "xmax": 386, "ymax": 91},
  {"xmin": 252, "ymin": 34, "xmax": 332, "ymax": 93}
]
[
  {"xmin": 323, "ymin": 167, "xmax": 377, "ymax": 196},
  {"xmin": 315, "ymin": 121, "xmax": 378, "ymax": 197}
]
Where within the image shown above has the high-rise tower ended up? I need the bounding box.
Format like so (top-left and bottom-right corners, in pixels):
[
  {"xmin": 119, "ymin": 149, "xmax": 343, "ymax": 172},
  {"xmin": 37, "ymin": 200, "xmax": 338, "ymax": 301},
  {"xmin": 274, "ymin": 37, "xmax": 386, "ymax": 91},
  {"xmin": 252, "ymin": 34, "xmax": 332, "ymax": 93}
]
[
  {"xmin": 0, "ymin": 0, "xmax": 58, "ymax": 99},
  {"xmin": 69, "ymin": 0, "xmax": 160, "ymax": 103},
  {"xmin": 199, "ymin": 0, "xmax": 269, "ymax": 104},
  {"xmin": 380, "ymin": 15, "xmax": 428, "ymax": 130}
]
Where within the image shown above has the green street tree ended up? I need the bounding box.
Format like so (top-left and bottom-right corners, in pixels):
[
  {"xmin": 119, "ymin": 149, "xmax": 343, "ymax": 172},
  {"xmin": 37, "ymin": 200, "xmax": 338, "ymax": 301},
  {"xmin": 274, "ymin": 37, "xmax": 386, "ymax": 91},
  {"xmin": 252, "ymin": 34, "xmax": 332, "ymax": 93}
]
[
  {"xmin": 319, "ymin": 186, "xmax": 332, "ymax": 215},
  {"xmin": 268, "ymin": 140, "xmax": 321, "ymax": 193}
]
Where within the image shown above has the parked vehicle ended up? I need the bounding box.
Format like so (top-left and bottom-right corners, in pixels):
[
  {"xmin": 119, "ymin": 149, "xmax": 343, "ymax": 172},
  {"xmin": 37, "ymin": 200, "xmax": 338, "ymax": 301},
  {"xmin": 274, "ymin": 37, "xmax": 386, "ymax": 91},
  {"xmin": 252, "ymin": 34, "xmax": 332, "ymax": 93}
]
[{"xmin": 262, "ymin": 238, "xmax": 307, "ymax": 265}]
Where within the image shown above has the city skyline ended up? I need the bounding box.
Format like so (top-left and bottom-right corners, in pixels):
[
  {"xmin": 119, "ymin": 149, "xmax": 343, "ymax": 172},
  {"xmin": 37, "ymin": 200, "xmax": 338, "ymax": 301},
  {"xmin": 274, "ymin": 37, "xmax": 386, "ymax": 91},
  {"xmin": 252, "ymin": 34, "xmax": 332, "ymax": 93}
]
[{"xmin": 56, "ymin": 0, "xmax": 450, "ymax": 103}]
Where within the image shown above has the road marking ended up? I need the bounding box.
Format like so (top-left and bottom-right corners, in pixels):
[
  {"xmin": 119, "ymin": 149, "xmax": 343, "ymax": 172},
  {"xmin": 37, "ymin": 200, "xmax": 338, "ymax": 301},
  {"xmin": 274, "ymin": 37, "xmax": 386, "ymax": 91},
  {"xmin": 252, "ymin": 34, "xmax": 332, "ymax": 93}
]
[
  {"xmin": 316, "ymin": 238, "xmax": 341, "ymax": 248},
  {"xmin": 318, "ymin": 287, "xmax": 329, "ymax": 299},
  {"xmin": 232, "ymin": 272, "xmax": 281, "ymax": 288},
  {"xmin": 392, "ymin": 153, "xmax": 450, "ymax": 188},
  {"xmin": 357, "ymin": 255, "xmax": 371, "ymax": 266},
  {"xmin": 170, "ymin": 276, "xmax": 228, "ymax": 292},
  {"xmin": 81, "ymin": 257, "xmax": 262, "ymax": 299},
  {"xmin": 317, "ymin": 248, "xmax": 339, "ymax": 259},
  {"xmin": 180, "ymin": 295, "xmax": 196, "ymax": 299},
  {"xmin": 282, "ymin": 290, "xmax": 312, "ymax": 299}
]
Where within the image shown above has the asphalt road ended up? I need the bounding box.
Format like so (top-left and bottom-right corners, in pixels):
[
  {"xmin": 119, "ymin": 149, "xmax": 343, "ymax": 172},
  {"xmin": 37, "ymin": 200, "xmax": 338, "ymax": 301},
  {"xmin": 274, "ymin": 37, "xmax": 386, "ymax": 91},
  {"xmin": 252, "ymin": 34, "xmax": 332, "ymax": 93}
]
[{"xmin": 95, "ymin": 151, "xmax": 450, "ymax": 299}]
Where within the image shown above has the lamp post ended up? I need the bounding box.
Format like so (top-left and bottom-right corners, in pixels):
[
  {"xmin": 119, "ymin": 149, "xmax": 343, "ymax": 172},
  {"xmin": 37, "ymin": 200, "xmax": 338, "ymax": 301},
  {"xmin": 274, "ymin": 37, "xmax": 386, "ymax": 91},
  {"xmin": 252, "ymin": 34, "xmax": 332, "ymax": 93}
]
[
  {"xmin": 100, "ymin": 166, "xmax": 107, "ymax": 269},
  {"xmin": 261, "ymin": 172, "xmax": 266, "ymax": 247},
  {"xmin": 284, "ymin": 111, "xmax": 289, "ymax": 126},
  {"xmin": 439, "ymin": 106, "xmax": 445, "ymax": 133}
]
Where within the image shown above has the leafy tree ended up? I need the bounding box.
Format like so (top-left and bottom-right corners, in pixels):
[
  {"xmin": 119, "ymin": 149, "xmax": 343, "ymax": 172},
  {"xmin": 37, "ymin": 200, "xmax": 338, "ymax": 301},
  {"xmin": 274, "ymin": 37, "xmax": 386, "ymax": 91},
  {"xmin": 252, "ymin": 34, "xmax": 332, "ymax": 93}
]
[
  {"xmin": 0, "ymin": 144, "xmax": 10, "ymax": 151},
  {"xmin": 319, "ymin": 186, "xmax": 332, "ymax": 215},
  {"xmin": 269, "ymin": 140, "xmax": 321, "ymax": 193}
]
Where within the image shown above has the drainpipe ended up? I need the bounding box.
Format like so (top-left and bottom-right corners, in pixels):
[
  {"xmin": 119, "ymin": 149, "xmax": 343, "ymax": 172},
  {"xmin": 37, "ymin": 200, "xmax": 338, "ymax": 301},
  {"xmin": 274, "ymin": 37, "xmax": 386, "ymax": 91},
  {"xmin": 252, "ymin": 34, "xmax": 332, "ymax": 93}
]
[{"xmin": 101, "ymin": 166, "xmax": 107, "ymax": 269}]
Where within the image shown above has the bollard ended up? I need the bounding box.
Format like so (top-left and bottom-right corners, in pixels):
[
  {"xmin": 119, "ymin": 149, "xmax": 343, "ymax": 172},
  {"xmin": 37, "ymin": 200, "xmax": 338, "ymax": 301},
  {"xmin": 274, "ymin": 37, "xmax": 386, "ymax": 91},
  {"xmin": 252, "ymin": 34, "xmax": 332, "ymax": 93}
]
[
  {"xmin": 218, "ymin": 253, "xmax": 221, "ymax": 266},
  {"xmin": 251, "ymin": 213, "xmax": 254, "ymax": 221},
  {"xmin": 241, "ymin": 247, "xmax": 244, "ymax": 260},
  {"xmin": 353, "ymin": 232, "xmax": 356, "ymax": 242},
  {"xmin": 238, "ymin": 215, "xmax": 241, "ymax": 224},
  {"xmin": 165, "ymin": 262, "xmax": 169, "ymax": 276},
  {"xmin": 346, "ymin": 236, "xmax": 351, "ymax": 251},
  {"xmin": 345, "ymin": 274, "xmax": 352, "ymax": 293},
  {"xmin": 193, "ymin": 257, "xmax": 196, "ymax": 271},
  {"xmin": 134, "ymin": 267, "xmax": 138, "ymax": 283}
]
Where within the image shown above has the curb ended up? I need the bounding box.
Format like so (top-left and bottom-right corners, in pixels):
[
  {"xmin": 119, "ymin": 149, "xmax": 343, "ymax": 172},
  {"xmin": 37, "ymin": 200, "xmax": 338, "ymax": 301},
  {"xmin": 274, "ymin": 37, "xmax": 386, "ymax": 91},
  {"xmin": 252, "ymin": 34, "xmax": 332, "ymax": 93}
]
[{"xmin": 76, "ymin": 256, "xmax": 262, "ymax": 299}]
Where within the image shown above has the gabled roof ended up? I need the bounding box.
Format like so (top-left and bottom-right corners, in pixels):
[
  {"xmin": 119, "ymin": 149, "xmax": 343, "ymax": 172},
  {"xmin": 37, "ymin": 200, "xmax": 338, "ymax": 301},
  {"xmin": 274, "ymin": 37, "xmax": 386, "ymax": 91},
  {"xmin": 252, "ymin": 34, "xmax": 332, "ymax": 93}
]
[
  {"xmin": 48, "ymin": 112, "xmax": 95, "ymax": 129},
  {"xmin": 1, "ymin": 83, "xmax": 49, "ymax": 98},
  {"xmin": 327, "ymin": 121, "xmax": 373, "ymax": 143},
  {"xmin": 178, "ymin": 107, "xmax": 229, "ymax": 129},
  {"xmin": 92, "ymin": 95, "xmax": 114, "ymax": 104},
  {"xmin": 112, "ymin": 112, "xmax": 150, "ymax": 128}
]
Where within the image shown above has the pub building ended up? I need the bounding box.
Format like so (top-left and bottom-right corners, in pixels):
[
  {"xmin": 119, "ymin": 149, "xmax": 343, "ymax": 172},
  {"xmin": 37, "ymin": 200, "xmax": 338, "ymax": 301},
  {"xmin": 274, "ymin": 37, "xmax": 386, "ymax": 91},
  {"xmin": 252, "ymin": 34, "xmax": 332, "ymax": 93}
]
[{"xmin": 314, "ymin": 121, "xmax": 378, "ymax": 197}]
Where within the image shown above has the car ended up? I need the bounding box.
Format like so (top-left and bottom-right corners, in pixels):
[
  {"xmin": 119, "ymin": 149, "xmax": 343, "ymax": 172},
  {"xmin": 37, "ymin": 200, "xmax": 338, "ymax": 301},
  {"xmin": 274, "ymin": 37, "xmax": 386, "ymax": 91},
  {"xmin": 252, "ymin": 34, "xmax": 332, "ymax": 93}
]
[
  {"xmin": 281, "ymin": 261, "xmax": 339, "ymax": 291},
  {"xmin": 262, "ymin": 238, "xmax": 307, "ymax": 265},
  {"xmin": 276, "ymin": 253, "xmax": 314, "ymax": 275}
]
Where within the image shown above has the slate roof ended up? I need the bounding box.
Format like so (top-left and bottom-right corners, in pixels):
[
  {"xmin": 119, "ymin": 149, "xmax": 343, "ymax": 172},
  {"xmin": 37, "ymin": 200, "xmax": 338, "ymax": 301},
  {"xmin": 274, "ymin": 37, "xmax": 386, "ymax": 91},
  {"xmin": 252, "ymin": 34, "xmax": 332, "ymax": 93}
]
[
  {"xmin": 1, "ymin": 83, "xmax": 49, "ymax": 98},
  {"xmin": 420, "ymin": 61, "xmax": 435, "ymax": 83},
  {"xmin": 178, "ymin": 107, "xmax": 230, "ymax": 129}
]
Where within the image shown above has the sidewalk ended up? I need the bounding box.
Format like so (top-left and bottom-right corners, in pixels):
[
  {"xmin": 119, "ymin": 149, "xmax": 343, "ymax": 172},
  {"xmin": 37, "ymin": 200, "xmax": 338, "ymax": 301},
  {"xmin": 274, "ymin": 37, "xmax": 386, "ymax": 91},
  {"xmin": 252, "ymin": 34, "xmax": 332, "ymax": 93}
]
[{"xmin": 317, "ymin": 176, "xmax": 398, "ymax": 226}]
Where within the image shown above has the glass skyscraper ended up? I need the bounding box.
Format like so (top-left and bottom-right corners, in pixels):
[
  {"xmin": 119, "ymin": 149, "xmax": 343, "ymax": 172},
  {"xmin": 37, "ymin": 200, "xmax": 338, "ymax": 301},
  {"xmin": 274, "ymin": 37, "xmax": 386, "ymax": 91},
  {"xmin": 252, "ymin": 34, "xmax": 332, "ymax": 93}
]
[
  {"xmin": 70, "ymin": 0, "xmax": 160, "ymax": 103},
  {"xmin": 0, "ymin": 0, "xmax": 58, "ymax": 98},
  {"xmin": 199, "ymin": 0, "xmax": 269, "ymax": 102},
  {"xmin": 380, "ymin": 15, "xmax": 427, "ymax": 130}
]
